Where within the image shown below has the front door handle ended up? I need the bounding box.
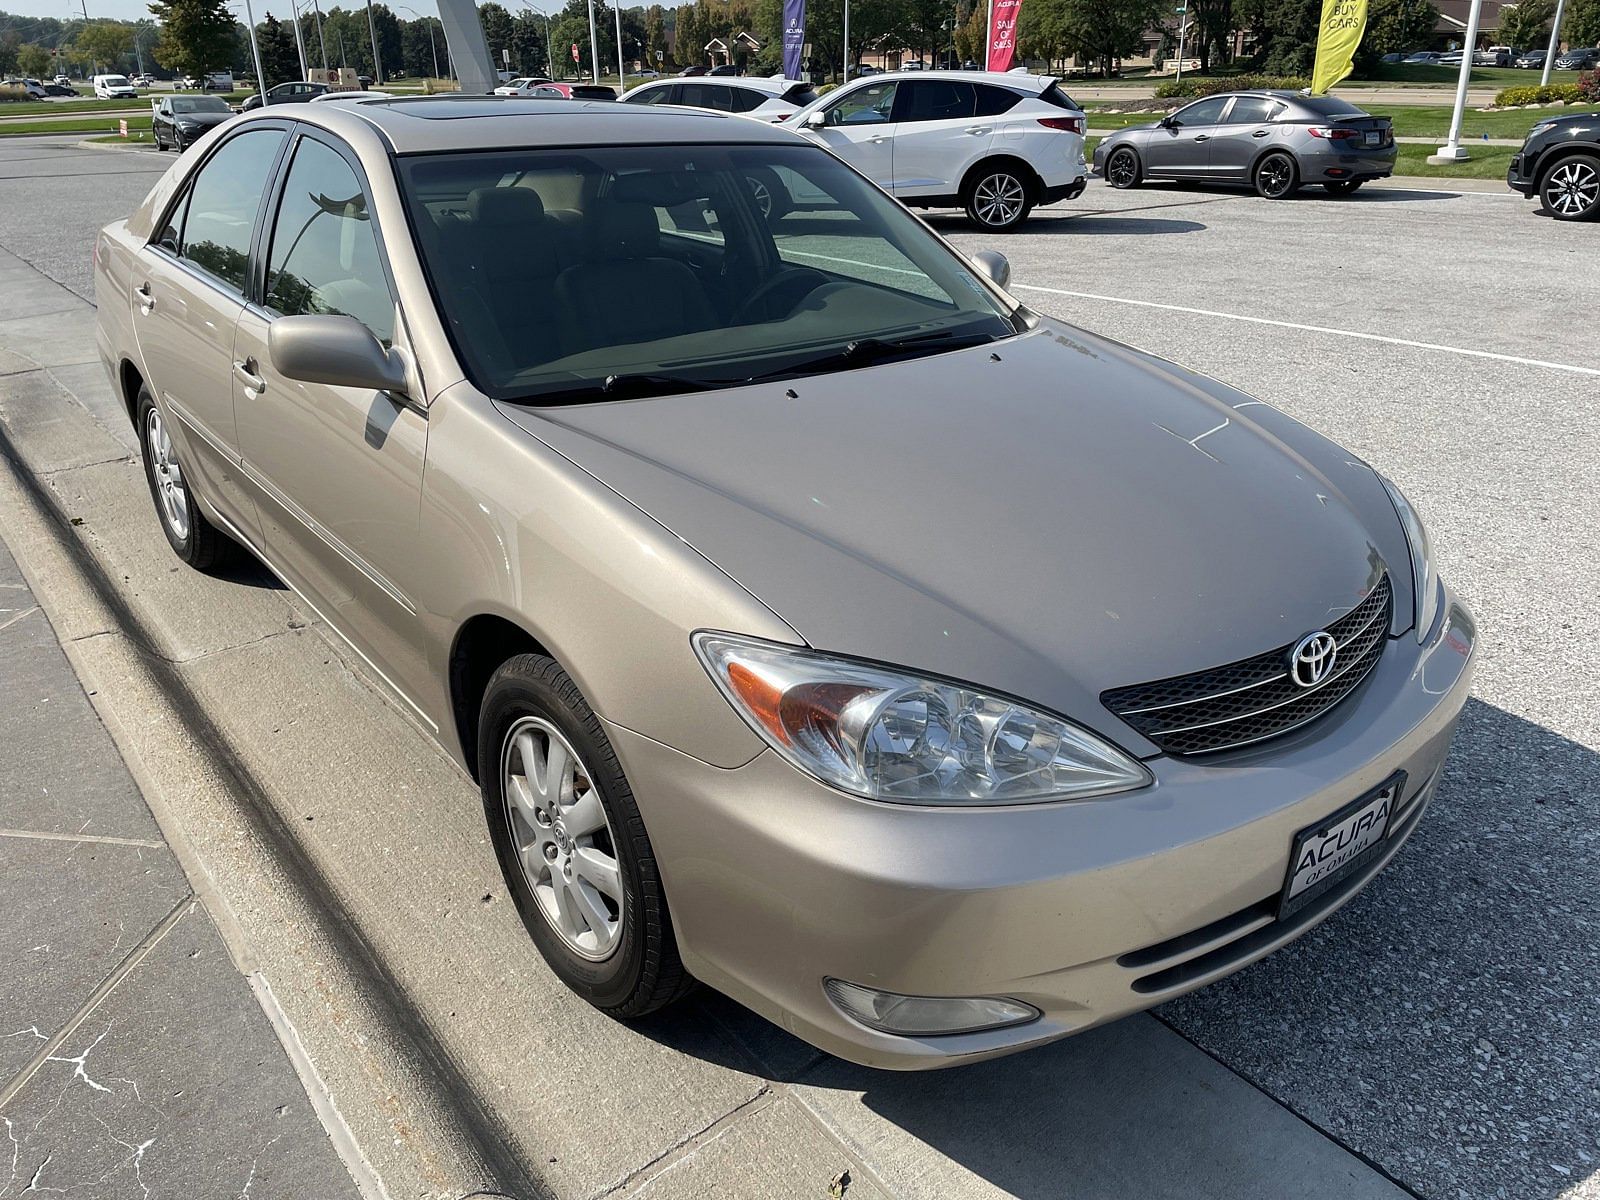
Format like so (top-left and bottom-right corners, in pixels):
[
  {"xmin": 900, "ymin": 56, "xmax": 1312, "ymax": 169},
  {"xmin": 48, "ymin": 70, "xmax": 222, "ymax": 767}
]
[
  {"xmin": 1193, "ymin": 134, "xmax": 1211, "ymax": 142},
  {"xmin": 233, "ymin": 358, "xmax": 266, "ymax": 398},
  {"xmin": 135, "ymin": 283, "xmax": 155, "ymax": 314}
]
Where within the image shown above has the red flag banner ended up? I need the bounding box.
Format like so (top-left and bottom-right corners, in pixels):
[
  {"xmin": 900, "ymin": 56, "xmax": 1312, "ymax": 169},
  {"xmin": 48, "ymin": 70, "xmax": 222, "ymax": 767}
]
[{"xmin": 987, "ymin": 0, "xmax": 1023, "ymax": 71}]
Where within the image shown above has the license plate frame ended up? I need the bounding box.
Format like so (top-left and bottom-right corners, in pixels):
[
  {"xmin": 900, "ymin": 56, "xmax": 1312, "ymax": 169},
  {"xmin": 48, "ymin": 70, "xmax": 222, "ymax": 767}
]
[{"xmin": 1278, "ymin": 772, "xmax": 1406, "ymax": 920}]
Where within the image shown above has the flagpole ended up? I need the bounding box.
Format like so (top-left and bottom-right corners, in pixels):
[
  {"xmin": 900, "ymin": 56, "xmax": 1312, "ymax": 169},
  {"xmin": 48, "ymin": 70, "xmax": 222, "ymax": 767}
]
[
  {"xmin": 1540, "ymin": 0, "xmax": 1567, "ymax": 86},
  {"xmin": 587, "ymin": 0, "xmax": 600, "ymax": 83},
  {"xmin": 984, "ymin": 0, "xmax": 992, "ymax": 67},
  {"xmin": 1428, "ymin": 0, "xmax": 1483, "ymax": 163},
  {"xmin": 842, "ymin": 0, "xmax": 848, "ymax": 81},
  {"xmin": 614, "ymin": 0, "xmax": 625, "ymax": 91}
]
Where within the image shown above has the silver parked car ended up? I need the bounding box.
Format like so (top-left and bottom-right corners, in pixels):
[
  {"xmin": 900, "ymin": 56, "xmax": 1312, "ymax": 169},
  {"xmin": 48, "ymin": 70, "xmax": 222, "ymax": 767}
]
[
  {"xmin": 1095, "ymin": 91, "xmax": 1397, "ymax": 198},
  {"xmin": 94, "ymin": 97, "xmax": 1475, "ymax": 1069}
]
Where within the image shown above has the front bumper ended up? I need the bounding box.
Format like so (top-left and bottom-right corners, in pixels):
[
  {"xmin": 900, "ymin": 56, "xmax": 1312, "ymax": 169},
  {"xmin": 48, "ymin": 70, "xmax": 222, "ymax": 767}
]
[
  {"xmin": 612, "ymin": 595, "xmax": 1476, "ymax": 1070},
  {"xmin": 1507, "ymin": 150, "xmax": 1538, "ymax": 196}
]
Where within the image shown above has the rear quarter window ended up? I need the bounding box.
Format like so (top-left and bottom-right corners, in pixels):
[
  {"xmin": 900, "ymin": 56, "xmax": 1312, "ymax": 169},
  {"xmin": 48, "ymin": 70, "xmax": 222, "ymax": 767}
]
[
  {"xmin": 974, "ymin": 85, "xmax": 1023, "ymax": 116},
  {"xmin": 1039, "ymin": 83, "xmax": 1080, "ymax": 111}
]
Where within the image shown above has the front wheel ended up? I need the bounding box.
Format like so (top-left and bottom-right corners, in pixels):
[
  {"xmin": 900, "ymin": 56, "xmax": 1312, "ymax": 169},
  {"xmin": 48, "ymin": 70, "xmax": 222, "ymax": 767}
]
[
  {"xmin": 1539, "ymin": 154, "xmax": 1600, "ymax": 220},
  {"xmin": 964, "ymin": 166, "xmax": 1033, "ymax": 231},
  {"xmin": 1253, "ymin": 151, "xmax": 1300, "ymax": 199},
  {"xmin": 1323, "ymin": 179, "xmax": 1363, "ymax": 195},
  {"xmin": 1105, "ymin": 146, "xmax": 1142, "ymax": 189},
  {"xmin": 478, "ymin": 653, "xmax": 691, "ymax": 1017}
]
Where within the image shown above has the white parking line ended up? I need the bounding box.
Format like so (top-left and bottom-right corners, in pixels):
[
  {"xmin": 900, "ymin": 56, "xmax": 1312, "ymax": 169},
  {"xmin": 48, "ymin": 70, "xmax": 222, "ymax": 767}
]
[{"xmin": 1011, "ymin": 284, "xmax": 1600, "ymax": 378}]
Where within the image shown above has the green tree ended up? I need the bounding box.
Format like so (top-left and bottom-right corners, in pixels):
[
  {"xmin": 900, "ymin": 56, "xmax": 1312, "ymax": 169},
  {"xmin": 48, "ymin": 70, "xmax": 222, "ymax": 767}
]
[
  {"xmin": 1567, "ymin": 0, "xmax": 1600, "ymax": 44},
  {"xmin": 954, "ymin": 3, "xmax": 985, "ymax": 62},
  {"xmin": 150, "ymin": 0, "xmax": 238, "ymax": 77},
  {"xmin": 256, "ymin": 12, "xmax": 298, "ymax": 84},
  {"xmin": 402, "ymin": 16, "xmax": 444, "ymax": 77},
  {"xmin": 645, "ymin": 4, "xmax": 667, "ymax": 66},
  {"xmin": 0, "ymin": 32, "xmax": 19, "ymax": 75},
  {"xmin": 18, "ymin": 41, "xmax": 53, "ymax": 76},
  {"xmin": 479, "ymin": 0, "xmax": 514, "ymax": 69},
  {"xmin": 1188, "ymin": 0, "xmax": 1237, "ymax": 72},
  {"xmin": 76, "ymin": 20, "xmax": 133, "ymax": 71},
  {"xmin": 510, "ymin": 10, "xmax": 546, "ymax": 73},
  {"xmin": 1058, "ymin": 0, "xmax": 1166, "ymax": 77},
  {"xmin": 1498, "ymin": 0, "xmax": 1553, "ymax": 48},
  {"xmin": 1363, "ymin": 0, "xmax": 1439, "ymax": 56},
  {"xmin": 1237, "ymin": 0, "xmax": 1319, "ymax": 74}
]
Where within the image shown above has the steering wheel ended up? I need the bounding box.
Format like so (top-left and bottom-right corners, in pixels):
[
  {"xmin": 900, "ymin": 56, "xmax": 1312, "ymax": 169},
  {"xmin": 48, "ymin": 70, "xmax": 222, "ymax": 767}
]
[{"xmin": 740, "ymin": 267, "xmax": 829, "ymax": 324}]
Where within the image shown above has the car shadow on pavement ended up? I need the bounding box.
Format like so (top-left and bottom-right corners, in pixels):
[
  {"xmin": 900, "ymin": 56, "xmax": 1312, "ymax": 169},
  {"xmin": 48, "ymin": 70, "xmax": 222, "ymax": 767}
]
[{"xmin": 636, "ymin": 698, "xmax": 1597, "ymax": 1200}]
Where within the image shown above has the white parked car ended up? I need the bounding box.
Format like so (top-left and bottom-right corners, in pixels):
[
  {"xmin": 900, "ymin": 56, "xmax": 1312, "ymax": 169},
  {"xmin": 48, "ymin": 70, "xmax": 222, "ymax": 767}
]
[
  {"xmin": 786, "ymin": 70, "xmax": 1088, "ymax": 230},
  {"xmin": 493, "ymin": 76, "xmax": 553, "ymax": 96},
  {"xmin": 621, "ymin": 75, "xmax": 820, "ymax": 122},
  {"xmin": 93, "ymin": 73, "xmax": 138, "ymax": 99},
  {"xmin": 19, "ymin": 77, "xmax": 48, "ymax": 98}
]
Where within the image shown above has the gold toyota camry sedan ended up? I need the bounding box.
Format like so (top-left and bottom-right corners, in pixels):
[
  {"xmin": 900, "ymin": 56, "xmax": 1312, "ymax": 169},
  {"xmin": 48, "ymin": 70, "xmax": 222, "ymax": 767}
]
[{"xmin": 94, "ymin": 97, "xmax": 1476, "ymax": 1069}]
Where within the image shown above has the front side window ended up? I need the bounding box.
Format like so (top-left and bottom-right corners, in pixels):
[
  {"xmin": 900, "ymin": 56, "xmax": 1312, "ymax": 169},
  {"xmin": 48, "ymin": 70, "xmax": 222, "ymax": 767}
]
[
  {"xmin": 1174, "ymin": 96, "xmax": 1228, "ymax": 126},
  {"xmin": 177, "ymin": 127, "xmax": 287, "ymax": 292},
  {"xmin": 399, "ymin": 143, "xmax": 1017, "ymax": 403},
  {"xmin": 264, "ymin": 136, "xmax": 393, "ymax": 345},
  {"xmin": 826, "ymin": 81, "xmax": 897, "ymax": 126}
]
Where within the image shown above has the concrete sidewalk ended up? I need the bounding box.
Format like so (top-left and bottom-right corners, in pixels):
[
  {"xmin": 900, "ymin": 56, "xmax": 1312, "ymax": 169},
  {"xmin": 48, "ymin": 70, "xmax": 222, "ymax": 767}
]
[{"xmin": 0, "ymin": 532, "xmax": 361, "ymax": 1199}]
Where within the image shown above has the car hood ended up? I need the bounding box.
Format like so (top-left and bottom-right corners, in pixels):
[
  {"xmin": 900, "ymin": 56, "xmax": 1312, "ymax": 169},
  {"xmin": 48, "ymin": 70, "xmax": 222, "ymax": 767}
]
[
  {"xmin": 496, "ymin": 321, "xmax": 1411, "ymax": 751},
  {"xmin": 175, "ymin": 111, "xmax": 232, "ymax": 125}
]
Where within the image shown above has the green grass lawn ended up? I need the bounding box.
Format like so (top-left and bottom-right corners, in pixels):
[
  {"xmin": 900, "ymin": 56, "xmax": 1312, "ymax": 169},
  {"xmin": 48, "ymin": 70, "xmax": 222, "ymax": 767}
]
[
  {"xmin": 0, "ymin": 96, "xmax": 153, "ymax": 117},
  {"xmin": 0, "ymin": 114, "xmax": 153, "ymax": 137},
  {"xmin": 1393, "ymin": 142, "xmax": 1516, "ymax": 177}
]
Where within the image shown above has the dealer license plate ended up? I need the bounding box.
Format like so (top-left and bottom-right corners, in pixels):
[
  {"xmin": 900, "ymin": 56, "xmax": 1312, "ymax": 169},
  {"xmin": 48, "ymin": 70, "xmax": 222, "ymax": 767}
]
[
  {"xmin": 1365, "ymin": 130, "xmax": 1382, "ymax": 146},
  {"xmin": 1279, "ymin": 774, "xmax": 1405, "ymax": 919}
]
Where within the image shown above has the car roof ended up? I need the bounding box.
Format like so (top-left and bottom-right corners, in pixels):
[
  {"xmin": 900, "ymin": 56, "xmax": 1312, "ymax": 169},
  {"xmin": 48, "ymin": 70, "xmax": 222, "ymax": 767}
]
[
  {"xmin": 841, "ymin": 69, "xmax": 1063, "ymax": 92},
  {"xmin": 260, "ymin": 94, "xmax": 804, "ymax": 153},
  {"xmin": 629, "ymin": 75, "xmax": 806, "ymax": 96}
]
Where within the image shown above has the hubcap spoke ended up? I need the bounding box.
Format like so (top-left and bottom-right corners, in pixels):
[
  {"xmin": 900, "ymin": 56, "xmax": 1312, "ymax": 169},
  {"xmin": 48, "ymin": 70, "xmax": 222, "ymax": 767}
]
[
  {"xmin": 573, "ymin": 846, "xmax": 622, "ymax": 901},
  {"xmin": 570, "ymin": 878, "xmax": 613, "ymax": 939},
  {"xmin": 562, "ymin": 788, "xmax": 606, "ymax": 837}
]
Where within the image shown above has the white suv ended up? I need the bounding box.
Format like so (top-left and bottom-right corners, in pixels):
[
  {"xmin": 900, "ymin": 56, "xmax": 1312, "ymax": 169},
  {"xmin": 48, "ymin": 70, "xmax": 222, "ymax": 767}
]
[
  {"xmin": 621, "ymin": 76, "xmax": 820, "ymax": 122},
  {"xmin": 787, "ymin": 71, "xmax": 1087, "ymax": 230}
]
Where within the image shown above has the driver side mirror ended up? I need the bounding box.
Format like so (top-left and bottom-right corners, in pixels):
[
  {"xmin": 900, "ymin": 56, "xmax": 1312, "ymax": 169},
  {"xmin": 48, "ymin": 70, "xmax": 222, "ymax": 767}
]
[
  {"xmin": 269, "ymin": 315, "xmax": 409, "ymax": 396},
  {"xmin": 970, "ymin": 250, "xmax": 1011, "ymax": 291},
  {"xmin": 803, "ymin": 110, "xmax": 826, "ymax": 128}
]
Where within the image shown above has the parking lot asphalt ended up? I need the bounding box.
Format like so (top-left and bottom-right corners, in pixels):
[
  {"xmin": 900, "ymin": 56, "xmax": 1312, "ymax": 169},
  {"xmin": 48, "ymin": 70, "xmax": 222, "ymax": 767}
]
[{"xmin": 1, "ymin": 134, "xmax": 1596, "ymax": 1199}]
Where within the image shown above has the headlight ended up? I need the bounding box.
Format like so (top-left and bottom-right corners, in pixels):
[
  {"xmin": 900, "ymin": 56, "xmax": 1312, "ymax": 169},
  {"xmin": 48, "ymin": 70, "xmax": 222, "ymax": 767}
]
[
  {"xmin": 693, "ymin": 632, "xmax": 1150, "ymax": 804},
  {"xmin": 1379, "ymin": 475, "xmax": 1441, "ymax": 641}
]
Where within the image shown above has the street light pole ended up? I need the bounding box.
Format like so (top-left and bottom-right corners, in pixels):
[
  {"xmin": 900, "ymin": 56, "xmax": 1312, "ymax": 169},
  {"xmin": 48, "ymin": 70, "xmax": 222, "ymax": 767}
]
[
  {"xmin": 1429, "ymin": 0, "xmax": 1484, "ymax": 163},
  {"xmin": 365, "ymin": 0, "xmax": 383, "ymax": 83},
  {"xmin": 311, "ymin": 0, "xmax": 329, "ymax": 69},
  {"xmin": 586, "ymin": 0, "xmax": 600, "ymax": 84},
  {"xmin": 1540, "ymin": 0, "xmax": 1567, "ymax": 86},
  {"xmin": 239, "ymin": 0, "xmax": 268, "ymax": 102},
  {"xmin": 288, "ymin": 0, "xmax": 310, "ymax": 78},
  {"xmin": 1173, "ymin": 5, "xmax": 1189, "ymax": 85},
  {"xmin": 842, "ymin": 0, "xmax": 849, "ymax": 81},
  {"xmin": 614, "ymin": 0, "xmax": 625, "ymax": 90}
]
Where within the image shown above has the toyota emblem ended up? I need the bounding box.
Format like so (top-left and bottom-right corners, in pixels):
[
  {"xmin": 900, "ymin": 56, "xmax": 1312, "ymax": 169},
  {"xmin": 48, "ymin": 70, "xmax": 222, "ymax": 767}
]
[{"xmin": 1289, "ymin": 631, "xmax": 1338, "ymax": 688}]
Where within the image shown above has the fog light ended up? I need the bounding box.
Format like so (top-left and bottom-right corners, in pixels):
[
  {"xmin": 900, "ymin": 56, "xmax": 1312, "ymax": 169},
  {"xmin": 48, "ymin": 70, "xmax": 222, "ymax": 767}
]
[{"xmin": 824, "ymin": 979, "xmax": 1040, "ymax": 1036}]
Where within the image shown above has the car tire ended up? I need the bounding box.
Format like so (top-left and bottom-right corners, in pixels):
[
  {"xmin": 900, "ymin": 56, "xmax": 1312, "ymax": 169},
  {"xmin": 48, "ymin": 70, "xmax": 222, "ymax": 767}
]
[
  {"xmin": 1105, "ymin": 146, "xmax": 1143, "ymax": 189},
  {"xmin": 478, "ymin": 653, "xmax": 692, "ymax": 1018},
  {"xmin": 745, "ymin": 168, "xmax": 791, "ymax": 221},
  {"xmin": 1538, "ymin": 153, "xmax": 1600, "ymax": 221},
  {"xmin": 1323, "ymin": 179, "xmax": 1363, "ymax": 195},
  {"xmin": 963, "ymin": 162, "xmax": 1034, "ymax": 231},
  {"xmin": 136, "ymin": 387, "xmax": 235, "ymax": 570},
  {"xmin": 1253, "ymin": 151, "xmax": 1300, "ymax": 199}
]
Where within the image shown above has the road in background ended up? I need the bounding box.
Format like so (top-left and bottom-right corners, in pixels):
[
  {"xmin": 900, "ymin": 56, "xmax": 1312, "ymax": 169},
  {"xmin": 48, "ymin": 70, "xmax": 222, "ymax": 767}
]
[{"xmin": 1, "ymin": 134, "xmax": 1596, "ymax": 1200}]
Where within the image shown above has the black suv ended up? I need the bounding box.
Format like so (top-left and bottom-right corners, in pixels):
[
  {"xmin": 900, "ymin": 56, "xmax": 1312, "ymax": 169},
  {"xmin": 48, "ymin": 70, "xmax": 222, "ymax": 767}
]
[{"xmin": 1507, "ymin": 112, "xmax": 1600, "ymax": 220}]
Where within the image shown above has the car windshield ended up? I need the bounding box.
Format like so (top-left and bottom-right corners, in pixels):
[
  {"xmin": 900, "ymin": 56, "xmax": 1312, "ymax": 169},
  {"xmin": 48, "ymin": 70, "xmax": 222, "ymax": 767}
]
[
  {"xmin": 104, "ymin": 76, "xmax": 131, "ymax": 87},
  {"xmin": 171, "ymin": 97, "xmax": 229, "ymax": 113},
  {"xmin": 399, "ymin": 142, "xmax": 1019, "ymax": 404}
]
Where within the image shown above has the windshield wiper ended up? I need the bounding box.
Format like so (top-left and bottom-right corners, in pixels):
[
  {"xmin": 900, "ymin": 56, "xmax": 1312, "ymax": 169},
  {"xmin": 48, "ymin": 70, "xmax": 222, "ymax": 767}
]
[
  {"xmin": 513, "ymin": 372, "xmax": 717, "ymax": 406},
  {"xmin": 745, "ymin": 328, "xmax": 1003, "ymax": 383}
]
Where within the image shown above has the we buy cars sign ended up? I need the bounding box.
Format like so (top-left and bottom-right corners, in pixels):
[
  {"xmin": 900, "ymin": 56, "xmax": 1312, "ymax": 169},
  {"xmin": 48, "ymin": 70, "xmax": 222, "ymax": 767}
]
[{"xmin": 987, "ymin": 0, "xmax": 1022, "ymax": 71}]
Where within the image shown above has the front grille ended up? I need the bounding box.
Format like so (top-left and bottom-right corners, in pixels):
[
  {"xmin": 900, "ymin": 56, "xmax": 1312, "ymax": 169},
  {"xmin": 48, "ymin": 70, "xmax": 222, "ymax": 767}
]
[{"xmin": 1102, "ymin": 574, "xmax": 1392, "ymax": 756}]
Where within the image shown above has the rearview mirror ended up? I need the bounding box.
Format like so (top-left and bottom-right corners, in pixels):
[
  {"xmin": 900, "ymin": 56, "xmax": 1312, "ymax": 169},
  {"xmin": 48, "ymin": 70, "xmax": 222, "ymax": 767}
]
[
  {"xmin": 970, "ymin": 250, "xmax": 1011, "ymax": 291},
  {"xmin": 269, "ymin": 315, "xmax": 408, "ymax": 395}
]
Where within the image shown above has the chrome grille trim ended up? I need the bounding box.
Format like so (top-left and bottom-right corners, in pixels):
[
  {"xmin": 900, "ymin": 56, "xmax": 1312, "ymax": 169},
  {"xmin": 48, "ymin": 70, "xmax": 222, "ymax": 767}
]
[{"xmin": 1102, "ymin": 574, "xmax": 1393, "ymax": 756}]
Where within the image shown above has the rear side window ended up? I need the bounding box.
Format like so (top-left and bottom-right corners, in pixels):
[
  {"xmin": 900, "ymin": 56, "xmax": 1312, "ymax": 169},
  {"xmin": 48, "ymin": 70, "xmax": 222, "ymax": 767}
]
[
  {"xmin": 177, "ymin": 127, "xmax": 287, "ymax": 293},
  {"xmin": 679, "ymin": 82, "xmax": 733, "ymax": 111},
  {"xmin": 624, "ymin": 84, "xmax": 668, "ymax": 104},
  {"xmin": 1225, "ymin": 96, "xmax": 1281, "ymax": 124},
  {"xmin": 896, "ymin": 80, "xmax": 976, "ymax": 122},
  {"xmin": 264, "ymin": 137, "xmax": 394, "ymax": 345},
  {"xmin": 974, "ymin": 85, "xmax": 1022, "ymax": 116},
  {"xmin": 1039, "ymin": 83, "xmax": 1080, "ymax": 111}
]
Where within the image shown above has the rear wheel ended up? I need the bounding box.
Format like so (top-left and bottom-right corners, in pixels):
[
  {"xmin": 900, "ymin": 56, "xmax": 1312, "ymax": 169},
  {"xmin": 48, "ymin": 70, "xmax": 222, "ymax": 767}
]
[
  {"xmin": 1323, "ymin": 179, "xmax": 1363, "ymax": 195},
  {"xmin": 136, "ymin": 388, "xmax": 235, "ymax": 570},
  {"xmin": 479, "ymin": 653, "xmax": 691, "ymax": 1017},
  {"xmin": 1105, "ymin": 146, "xmax": 1142, "ymax": 190},
  {"xmin": 1253, "ymin": 151, "xmax": 1300, "ymax": 199},
  {"xmin": 1539, "ymin": 154, "xmax": 1600, "ymax": 220},
  {"xmin": 963, "ymin": 164, "xmax": 1034, "ymax": 231}
]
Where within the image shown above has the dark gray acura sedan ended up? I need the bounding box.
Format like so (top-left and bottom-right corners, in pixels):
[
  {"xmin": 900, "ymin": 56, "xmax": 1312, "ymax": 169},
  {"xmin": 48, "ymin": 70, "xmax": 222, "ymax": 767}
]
[
  {"xmin": 95, "ymin": 97, "xmax": 1473, "ymax": 1069},
  {"xmin": 1095, "ymin": 90, "xmax": 1397, "ymax": 198}
]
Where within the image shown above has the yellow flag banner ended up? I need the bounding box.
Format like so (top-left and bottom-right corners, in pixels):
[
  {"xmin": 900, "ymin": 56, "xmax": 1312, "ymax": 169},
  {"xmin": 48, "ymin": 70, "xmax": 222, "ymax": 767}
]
[{"xmin": 1311, "ymin": 0, "xmax": 1369, "ymax": 95}]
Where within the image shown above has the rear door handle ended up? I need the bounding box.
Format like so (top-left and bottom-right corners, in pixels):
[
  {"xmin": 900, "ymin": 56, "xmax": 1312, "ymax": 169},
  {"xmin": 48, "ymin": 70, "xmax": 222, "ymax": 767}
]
[
  {"xmin": 233, "ymin": 358, "xmax": 266, "ymax": 398},
  {"xmin": 135, "ymin": 283, "xmax": 155, "ymax": 314},
  {"xmin": 964, "ymin": 126, "xmax": 986, "ymax": 135},
  {"xmin": 1251, "ymin": 129, "xmax": 1271, "ymax": 138}
]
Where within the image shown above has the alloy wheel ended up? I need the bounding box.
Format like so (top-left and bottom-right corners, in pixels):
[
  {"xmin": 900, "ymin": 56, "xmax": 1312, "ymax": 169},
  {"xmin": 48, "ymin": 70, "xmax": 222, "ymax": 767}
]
[
  {"xmin": 973, "ymin": 172, "xmax": 1026, "ymax": 227},
  {"xmin": 746, "ymin": 175, "xmax": 774, "ymax": 219},
  {"xmin": 1543, "ymin": 159, "xmax": 1599, "ymax": 218},
  {"xmin": 1256, "ymin": 153, "xmax": 1296, "ymax": 199},
  {"xmin": 1107, "ymin": 149, "xmax": 1138, "ymax": 188},
  {"xmin": 144, "ymin": 406, "xmax": 190, "ymax": 541},
  {"xmin": 501, "ymin": 716, "xmax": 625, "ymax": 962}
]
